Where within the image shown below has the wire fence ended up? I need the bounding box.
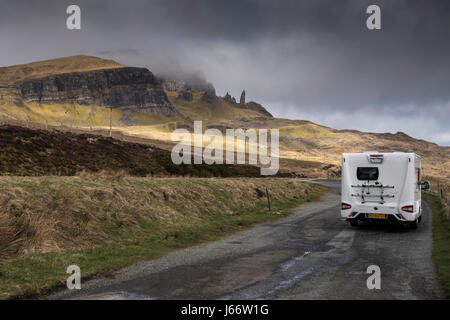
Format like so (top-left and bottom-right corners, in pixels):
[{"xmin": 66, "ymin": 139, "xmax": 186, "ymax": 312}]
[{"xmin": 436, "ymin": 182, "xmax": 450, "ymax": 219}]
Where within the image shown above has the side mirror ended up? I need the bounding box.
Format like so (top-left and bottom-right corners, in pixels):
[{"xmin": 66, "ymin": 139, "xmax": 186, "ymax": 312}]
[{"xmin": 421, "ymin": 181, "xmax": 430, "ymax": 191}]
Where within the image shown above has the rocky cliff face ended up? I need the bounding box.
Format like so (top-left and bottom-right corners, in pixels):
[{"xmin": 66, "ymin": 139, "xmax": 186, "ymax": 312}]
[
  {"xmin": 162, "ymin": 77, "xmax": 216, "ymax": 96},
  {"xmin": 223, "ymin": 92, "xmax": 237, "ymax": 104},
  {"xmin": 240, "ymin": 90, "xmax": 246, "ymax": 104},
  {"xmin": 18, "ymin": 67, "xmax": 174, "ymax": 116},
  {"xmin": 177, "ymin": 90, "xmax": 193, "ymax": 101}
]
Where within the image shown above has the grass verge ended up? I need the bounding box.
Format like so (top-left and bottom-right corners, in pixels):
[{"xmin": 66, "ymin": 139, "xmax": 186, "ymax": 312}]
[
  {"xmin": 423, "ymin": 192, "xmax": 450, "ymax": 298},
  {"xmin": 0, "ymin": 177, "xmax": 327, "ymax": 299}
]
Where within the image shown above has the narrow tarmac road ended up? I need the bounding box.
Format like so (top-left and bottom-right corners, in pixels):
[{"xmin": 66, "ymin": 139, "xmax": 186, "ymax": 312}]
[{"xmin": 49, "ymin": 181, "xmax": 443, "ymax": 300}]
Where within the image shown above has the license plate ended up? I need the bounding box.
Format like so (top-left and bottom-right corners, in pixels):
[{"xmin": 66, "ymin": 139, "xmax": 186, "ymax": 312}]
[{"xmin": 368, "ymin": 213, "xmax": 387, "ymax": 219}]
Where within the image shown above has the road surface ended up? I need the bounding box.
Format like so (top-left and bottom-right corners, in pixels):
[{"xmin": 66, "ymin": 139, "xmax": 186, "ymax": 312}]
[{"xmin": 49, "ymin": 181, "xmax": 443, "ymax": 300}]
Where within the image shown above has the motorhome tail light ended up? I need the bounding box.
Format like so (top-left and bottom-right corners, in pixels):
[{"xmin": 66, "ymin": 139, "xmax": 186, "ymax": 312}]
[
  {"xmin": 369, "ymin": 154, "xmax": 384, "ymax": 164},
  {"xmin": 401, "ymin": 205, "xmax": 414, "ymax": 213},
  {"xmin": 342, "ymin": 202, "xmax": 352, "ymax": 210}
]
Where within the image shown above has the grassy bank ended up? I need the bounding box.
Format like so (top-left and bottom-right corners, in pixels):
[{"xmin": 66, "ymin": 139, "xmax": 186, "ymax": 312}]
[
  {"xmin": 0, "ymin": 176, "xmax": 326, "ymax": 299},
  {"xmin": 424, "ymin": 192, "xmax": 450, "ymax": 298}
]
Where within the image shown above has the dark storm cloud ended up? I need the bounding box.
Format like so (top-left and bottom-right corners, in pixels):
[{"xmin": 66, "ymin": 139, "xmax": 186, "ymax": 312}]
[{"xmin": 0, "ymin": 0, "xmax": 449, "ymax": 144}]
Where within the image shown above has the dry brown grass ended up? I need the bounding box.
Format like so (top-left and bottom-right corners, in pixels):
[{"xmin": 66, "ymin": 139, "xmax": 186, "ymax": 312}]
[
  {"xmin": 75, "ymin": 169, "xmax": 129, "ymax": 181},
  {"xmin": 0, "ymin": 176, "xmax": 323, "ymax": 262},
  {"xmin": 0, "ymin": 182, "xmax": 107, "ymax": 259},
  {"xmin": 0, "ymin": 212, "xmax": 23, "ymax": 260}
]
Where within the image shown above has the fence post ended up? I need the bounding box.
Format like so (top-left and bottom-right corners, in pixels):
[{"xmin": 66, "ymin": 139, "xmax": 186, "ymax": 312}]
[
  {"xmin": 109, "ymin": 107, "xmax": 112, "ymax": 137},
  {"xmin": 71, "ymin": 102, "xmax": 74, "ymax": 133},
  {"xmin": 266, "ymin": 187, "xmax": 271, "ymax": 212}
]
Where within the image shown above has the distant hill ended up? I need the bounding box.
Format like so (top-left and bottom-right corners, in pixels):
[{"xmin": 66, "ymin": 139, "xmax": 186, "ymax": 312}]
[{"xmin": 0, "ymin": 55, "xmax": 125, "ymax": 85}]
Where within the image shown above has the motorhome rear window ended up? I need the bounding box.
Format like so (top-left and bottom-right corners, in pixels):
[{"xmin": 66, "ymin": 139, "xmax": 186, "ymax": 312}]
[{"xmin": 357, "ymin": 167, "xmax": 379, "ymax": 180}]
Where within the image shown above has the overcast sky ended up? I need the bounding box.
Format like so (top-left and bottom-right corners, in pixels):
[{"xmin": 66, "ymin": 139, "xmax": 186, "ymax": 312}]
[{"xmin": 1, "ymin": 0, "xmax": 449, "ymax": 145}]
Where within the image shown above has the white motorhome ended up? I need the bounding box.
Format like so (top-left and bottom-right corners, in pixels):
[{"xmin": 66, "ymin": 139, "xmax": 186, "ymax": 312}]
[{"xmin": 341, "ymin": 152, "xmax": 423, "ymax": 228}]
